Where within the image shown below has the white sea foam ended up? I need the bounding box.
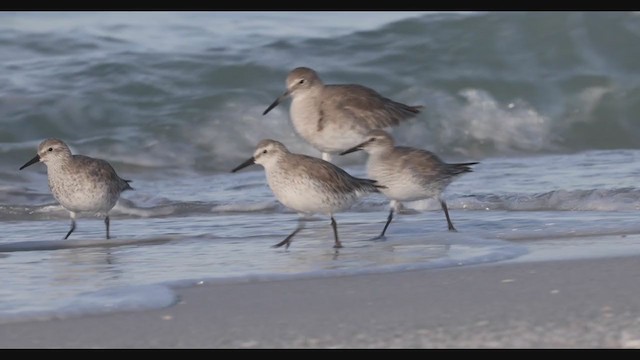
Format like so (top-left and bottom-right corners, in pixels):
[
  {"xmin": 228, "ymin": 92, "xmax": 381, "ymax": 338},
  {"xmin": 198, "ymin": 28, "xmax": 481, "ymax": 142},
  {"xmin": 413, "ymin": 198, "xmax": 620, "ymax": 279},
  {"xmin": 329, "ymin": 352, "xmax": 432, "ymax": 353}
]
[{"xmin": 0, "ymin": 284, "xmax": 177, "ymax": 325}]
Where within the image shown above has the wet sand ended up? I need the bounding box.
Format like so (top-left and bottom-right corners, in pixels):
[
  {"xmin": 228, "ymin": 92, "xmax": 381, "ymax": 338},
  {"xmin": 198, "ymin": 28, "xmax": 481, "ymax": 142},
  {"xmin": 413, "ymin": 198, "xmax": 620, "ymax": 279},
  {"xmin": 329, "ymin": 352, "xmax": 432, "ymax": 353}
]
[{"xmin": 2, "ymin": 252, "xmax": 640, "ymax": 348}]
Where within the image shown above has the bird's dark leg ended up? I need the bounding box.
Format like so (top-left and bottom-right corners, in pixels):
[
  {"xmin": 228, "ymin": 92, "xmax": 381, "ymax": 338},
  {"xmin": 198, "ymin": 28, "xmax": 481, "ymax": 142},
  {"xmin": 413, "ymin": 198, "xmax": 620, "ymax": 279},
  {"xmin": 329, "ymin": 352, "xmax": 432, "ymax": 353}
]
[
  {"xmin": 64, "ymin": 212, "xmax": 77, "ymax": 240},
  {"xmin": 379, "ymin": 208, "xmax": 395, "ymax": 238},
  {"xmin": 273, "ymin": 218, "xmax": 306, "ymax": 249},
  {"xmin": 441, "ymin": 200, "xmax": 457, "ymax": 232},
  {"xmin": 105, "ymin": 215, "xmax": 110, "ymax": 239},
  {"xmin": 331, "ymin": 216, "xmax": 342, "ymax": 248}
]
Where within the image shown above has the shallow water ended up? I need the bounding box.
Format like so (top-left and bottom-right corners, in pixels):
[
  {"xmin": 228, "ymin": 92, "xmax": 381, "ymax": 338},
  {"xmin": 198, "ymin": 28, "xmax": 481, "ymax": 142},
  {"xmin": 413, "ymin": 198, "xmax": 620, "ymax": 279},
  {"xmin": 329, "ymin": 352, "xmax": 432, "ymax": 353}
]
[{"xmin": 2, "ymin": 11, "xmax": 640, "ymax": 323}]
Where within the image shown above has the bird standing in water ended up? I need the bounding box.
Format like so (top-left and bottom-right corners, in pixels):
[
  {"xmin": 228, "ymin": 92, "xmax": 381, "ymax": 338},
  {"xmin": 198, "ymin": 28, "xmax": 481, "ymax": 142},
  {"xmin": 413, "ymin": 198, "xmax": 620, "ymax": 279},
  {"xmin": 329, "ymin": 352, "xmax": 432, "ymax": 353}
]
[
  {"xmin": 263, "ymin": 67, "xmax": 422, "ymax": 162},
  {"xmin": 341, "ymin": 130, "xmax": 477, "ymax": 238},
  {"xmin": 232, "ymin": 139, "xmax": 382, "ymax": 249},
  {"xmin": 20, "ymin": 138, "xmax": 133, "ymax": 239}
]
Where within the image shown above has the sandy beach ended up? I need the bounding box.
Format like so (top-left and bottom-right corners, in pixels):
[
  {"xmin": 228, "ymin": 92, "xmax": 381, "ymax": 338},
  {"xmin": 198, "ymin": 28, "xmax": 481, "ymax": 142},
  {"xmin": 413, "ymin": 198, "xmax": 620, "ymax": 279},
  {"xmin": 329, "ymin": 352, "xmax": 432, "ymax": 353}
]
[{"xmin": 2, "ymin": 250, "xmax": 640, "ymax": 348}]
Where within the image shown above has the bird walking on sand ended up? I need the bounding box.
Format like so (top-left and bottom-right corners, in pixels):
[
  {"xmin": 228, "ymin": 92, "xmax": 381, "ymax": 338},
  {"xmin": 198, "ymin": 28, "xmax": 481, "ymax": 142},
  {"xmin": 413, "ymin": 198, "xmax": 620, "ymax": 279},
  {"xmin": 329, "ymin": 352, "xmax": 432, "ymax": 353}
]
[
  {"xmin": 341, "ymin": 130, "xmax": 477, "ymax": 238},
  {"xmin": 231, "ymin": 139, "xmax": 382, "ymax": 249},
  {"xmin": 263, "ymin": 66, "xmax": 422, "ymax": 162},
  {"xmin": 19, "ymin": 138, "xmax": 133, "ymax": 240}
]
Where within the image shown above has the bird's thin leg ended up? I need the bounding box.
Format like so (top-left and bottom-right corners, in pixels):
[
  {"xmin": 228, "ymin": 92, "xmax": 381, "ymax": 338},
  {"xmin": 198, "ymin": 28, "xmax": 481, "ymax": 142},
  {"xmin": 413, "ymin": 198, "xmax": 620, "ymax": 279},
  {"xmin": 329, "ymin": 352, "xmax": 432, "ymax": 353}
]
[
  {"xmin": 379, "ymin": 208, "xmax": 394, "ymax": 238},
  {"xmin": 64, "ymin": 212, "xmax": 77, "ymax": 240},
  {"xmin": 441, "ymin": 200, "xmax": 457, "ymax": 232},
  {"xmin": 105, "ymin": 215, "xmax": 110, "ymax": 239},
  {"xmin": 374, "ymin": 200, "xmax": 400, "ymax": 240},
  {"xmin": 273, "ymin": 217, "xmax": 306, "ymax": 249},
  {"xmin": 330, "ymin": 216, "xmax": 342, "ymax": 248}
]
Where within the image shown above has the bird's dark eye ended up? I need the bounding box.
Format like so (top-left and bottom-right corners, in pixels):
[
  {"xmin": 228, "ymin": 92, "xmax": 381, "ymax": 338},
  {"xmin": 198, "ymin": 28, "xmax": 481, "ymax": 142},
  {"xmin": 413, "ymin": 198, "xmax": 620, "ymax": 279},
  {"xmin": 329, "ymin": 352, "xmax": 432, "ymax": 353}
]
[
  {"xmin": 48, "ymin": 147, "xmax": 53, "ymax": 152},
  {"xmin": 262, "ymin": 149, "xmax": 268, "ymax": 154},
  {"xmin": 298, "ymin": 79, "xmax": 305, "ymax": 84}
]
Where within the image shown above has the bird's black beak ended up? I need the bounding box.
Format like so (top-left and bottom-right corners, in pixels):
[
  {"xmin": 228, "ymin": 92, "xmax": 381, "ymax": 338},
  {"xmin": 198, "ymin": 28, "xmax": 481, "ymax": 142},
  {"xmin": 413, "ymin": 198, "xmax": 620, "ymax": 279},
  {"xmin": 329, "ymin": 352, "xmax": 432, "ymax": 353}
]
[
  {"xmin": 263, "ymin": 91, "xmax": 289, "ymax": 116},
  {"xmin": 339, "ymin": 144, "xmax": 364, "ymax": 156},
  {"xmin": 231, "ymin": 157, "xmax": 256, "ymax": 173},
  {"xmin": 19, "ymin": 154, "xmax": 40, "ymax": 170}
]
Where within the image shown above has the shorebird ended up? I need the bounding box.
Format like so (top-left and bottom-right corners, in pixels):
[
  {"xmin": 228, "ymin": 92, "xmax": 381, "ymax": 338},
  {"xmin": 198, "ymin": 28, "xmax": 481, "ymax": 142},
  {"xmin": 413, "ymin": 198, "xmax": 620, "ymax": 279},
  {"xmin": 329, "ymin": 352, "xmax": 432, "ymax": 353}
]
[
  {"xmin": 263, "ymin": 67, "xmax": 422, "ymax": 162},
  {"xmin": 231, "ymin": 139, "xmax": 382, "ymax": 249},
  {"xmin": 341, "ymin": 129, "xmax": 477, "ymax": 238},
  {"xmin": 19, "ymin": 138, "xmax": 133, "ymax": 239}
]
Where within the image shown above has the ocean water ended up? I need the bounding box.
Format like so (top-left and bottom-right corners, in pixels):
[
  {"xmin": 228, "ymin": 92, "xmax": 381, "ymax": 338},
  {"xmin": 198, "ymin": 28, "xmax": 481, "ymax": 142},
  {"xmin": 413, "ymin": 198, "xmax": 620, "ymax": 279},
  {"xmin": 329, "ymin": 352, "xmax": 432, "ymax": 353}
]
[{"xmin": 2, "ymin": 11, "xmax": 640, "ymax": 323}]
